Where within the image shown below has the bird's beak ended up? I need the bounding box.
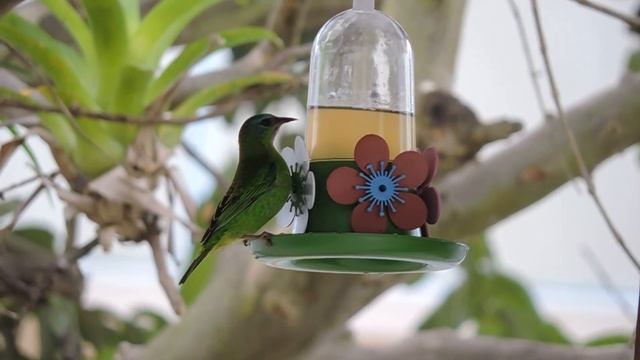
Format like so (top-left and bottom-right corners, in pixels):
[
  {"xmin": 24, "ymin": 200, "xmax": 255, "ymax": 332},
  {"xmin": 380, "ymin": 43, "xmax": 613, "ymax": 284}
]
[{"xmin": 274, "ymin": 117, "xmax": 297, "ymax": 127}]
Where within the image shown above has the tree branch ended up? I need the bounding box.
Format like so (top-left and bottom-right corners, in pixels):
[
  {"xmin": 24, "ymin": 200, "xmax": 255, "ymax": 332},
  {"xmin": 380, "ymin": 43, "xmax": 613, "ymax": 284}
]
[
  {"xmin": 301, "ymin": 330, "xmax": 632, "ymax": 360},
  {"xmin": 142, "ymin": 74, "xmax": 640, "ymax": 360},
  {"xmin": 148, "ymin": 231, "xmax": 186, "ymax": 316},
  {"xmin": 570, "ymin": 0, "xmax": 640, "ymax": 31},
  {"xmin": 436, "ymin": 75, "xmax": 640, "ymax": 239},
  {"xmin": 530, "ymin": 0, "xmax": 640, "ymax": 271}
]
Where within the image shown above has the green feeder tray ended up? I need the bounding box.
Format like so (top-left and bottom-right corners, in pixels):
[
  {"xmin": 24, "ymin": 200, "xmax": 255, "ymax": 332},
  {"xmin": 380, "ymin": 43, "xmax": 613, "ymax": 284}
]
[{"xmin": 249, "ymin": 233, "xmax": 467, "ymax": 274}]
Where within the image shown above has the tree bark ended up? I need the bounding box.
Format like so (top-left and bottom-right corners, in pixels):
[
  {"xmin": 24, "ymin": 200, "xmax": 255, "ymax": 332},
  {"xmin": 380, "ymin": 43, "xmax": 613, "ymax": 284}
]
[{"xmin": 140, "ymin": 74, "xmax": 640, "ymax": 360}]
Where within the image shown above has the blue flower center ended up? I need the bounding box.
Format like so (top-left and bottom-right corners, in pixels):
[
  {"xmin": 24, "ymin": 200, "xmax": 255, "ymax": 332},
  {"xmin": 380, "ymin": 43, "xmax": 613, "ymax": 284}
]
[{"xmin": 356, "ymin": 161, "xmax": 409, "ymax": 217}]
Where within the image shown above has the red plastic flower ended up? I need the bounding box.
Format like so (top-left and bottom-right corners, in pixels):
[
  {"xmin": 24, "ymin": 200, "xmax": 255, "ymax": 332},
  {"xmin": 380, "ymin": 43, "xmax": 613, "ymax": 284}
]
[
  {"xmin": 326, "ymin": 134, "xmax": 430, "ymax": 233},
  {"xmin": 416, "ymin": 147, "xmax": 441, "ymax": 236}
]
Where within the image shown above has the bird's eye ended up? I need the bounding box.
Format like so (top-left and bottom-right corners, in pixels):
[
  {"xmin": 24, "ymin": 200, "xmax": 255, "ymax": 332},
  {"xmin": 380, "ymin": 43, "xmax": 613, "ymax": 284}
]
[{"xmin": 260, "ymin": 118, "xmax": 271, "ymax": 127}]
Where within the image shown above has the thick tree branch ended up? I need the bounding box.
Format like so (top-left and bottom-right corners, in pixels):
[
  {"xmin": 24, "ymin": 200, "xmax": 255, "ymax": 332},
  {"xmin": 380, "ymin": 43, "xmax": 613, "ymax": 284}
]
[
  {"xmin": 531, "ymin": 0, "xmax": 639, "ymax": 271},
  {"xmin": 435, "ymin": 75, "xmax": 640, "ymax": 239},
  {"xmin": 302, "ymin": 330, "xmax": 632, "ymax": 360},
  {"xmin": 141, "ymin": 74, "xmax": 640, "ymax": 360}
]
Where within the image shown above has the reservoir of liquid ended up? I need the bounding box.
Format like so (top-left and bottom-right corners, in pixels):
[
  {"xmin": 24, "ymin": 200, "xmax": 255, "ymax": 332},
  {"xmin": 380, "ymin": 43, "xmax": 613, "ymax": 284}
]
[{"xmin": 306, "ymin": 106, "xmax": 415, "ymax": 160}]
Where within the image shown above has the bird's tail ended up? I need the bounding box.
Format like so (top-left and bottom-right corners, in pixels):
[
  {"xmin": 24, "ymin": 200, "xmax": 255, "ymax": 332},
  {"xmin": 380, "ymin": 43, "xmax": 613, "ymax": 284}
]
[{"xmin": 179, "ymin": 250, "xmax": 209, "ymax": 285}]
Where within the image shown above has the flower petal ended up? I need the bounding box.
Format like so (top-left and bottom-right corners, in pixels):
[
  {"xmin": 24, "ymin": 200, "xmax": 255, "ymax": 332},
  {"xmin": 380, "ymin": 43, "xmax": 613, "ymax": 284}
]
[
  {"xmin": 280, "ymin": 147, "xmax": 296, "ymax": 172},
  {"xmin": 351, "ymin": 202, "xmax": 387, "ymax": 233},
  {"xmin": 327, "ymin": 167, "xmax": 364, "ymax": 205},
  {"xmin": 305, "ymin": 171, "xmax": 316, "ymax": 210},
  {"xmin": 421, "ymin": 147, "xmax": 439, "ymax": 187},
  {"xmin": 392, "ymin": 150, "xmax": 428, "ymax": 188},
  {"xmin": 354, "ymin": 134, "xmax": 390, "ymax": 172},
  {"xmin": 292, "ymin": 210, "xmax": 309, "ymax": 234},
  {"xmin": 389, "ymin": 193, "xmax": 427, "ymax": 230},
  {"xmin": 294, "ymin": 136, "xmax": 310, "ymax": 172},
  {"xmin": 275, "ymin": 201, "xmax": 295, "ymax": 228},
  {"xmin": 421, "ymin": 186, "xmax": 441, "ymax": 225}
]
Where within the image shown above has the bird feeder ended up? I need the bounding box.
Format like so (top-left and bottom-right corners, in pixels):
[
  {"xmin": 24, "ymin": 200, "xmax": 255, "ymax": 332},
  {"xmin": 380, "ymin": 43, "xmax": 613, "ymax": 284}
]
[{"xmin": 250, "ymin": 0, "xmax": 467, "ymax": 273}]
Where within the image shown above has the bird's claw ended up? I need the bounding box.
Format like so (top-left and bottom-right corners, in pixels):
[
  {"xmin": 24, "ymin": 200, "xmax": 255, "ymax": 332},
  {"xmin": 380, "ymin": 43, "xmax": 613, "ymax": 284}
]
[{"xmin": 242, "ymin": 232, "xmax": 274, "ymax": 247}]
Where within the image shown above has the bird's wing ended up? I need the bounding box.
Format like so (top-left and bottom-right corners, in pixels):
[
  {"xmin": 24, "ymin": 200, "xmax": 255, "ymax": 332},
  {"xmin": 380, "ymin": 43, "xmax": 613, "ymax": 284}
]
[{"xmin": 200, "ymin": 162, "xmax": 278, "ymax": 244}]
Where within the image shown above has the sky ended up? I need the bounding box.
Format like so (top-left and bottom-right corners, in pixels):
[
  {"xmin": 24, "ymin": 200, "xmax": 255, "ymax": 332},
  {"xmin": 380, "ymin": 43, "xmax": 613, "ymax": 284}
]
[{"xmin": 1, "ymin": 0, "xmax": 638, "ymax": 346}]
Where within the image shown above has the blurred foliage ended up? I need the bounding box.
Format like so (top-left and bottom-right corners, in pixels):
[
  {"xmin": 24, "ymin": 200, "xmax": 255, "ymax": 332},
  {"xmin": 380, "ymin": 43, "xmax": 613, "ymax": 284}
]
[
  {"xmin": 628, "ymin": 50, "xmax": 640, "ymax": 73},
  {"xmin": 0, "ymin": 225, "xmax": 170, "ymax": 359},
  {"xmin": 11, "ymin": 227, "xmax": 55, "ymax": 251},
  {"xmin": 420, "ymin": 234, "xmax": 569, "ymax": 344},
  {"xmin": 0, "ymin": 0, "xmax": 288, "ymax": 178},
  {"xmin": 584, "ymin": 333, "xmax": 631, "ymax": 347}
]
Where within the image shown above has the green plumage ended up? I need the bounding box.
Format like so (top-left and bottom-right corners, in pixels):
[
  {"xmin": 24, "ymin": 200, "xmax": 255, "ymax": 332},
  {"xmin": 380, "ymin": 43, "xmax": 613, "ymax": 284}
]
[{"xmin": 179, "ymin": 114, "xmax": 294, "ymax": 284}]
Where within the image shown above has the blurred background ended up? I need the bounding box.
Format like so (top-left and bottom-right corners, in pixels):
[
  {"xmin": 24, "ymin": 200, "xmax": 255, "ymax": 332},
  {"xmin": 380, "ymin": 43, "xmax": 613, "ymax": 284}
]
[{"xmin": 0, "ymin": 0, "xmax": 638, "ymax": 359}]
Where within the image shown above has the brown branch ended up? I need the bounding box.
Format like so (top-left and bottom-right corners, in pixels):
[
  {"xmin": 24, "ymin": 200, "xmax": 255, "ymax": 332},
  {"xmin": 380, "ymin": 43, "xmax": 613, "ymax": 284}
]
[
  {"xmin": 0, "ymin": 171, "xmax": 59, "ymax": 199},
  {"xmin": 570, "ymin": 0, "xmax": 640, "ymax": 31},
  {"xmin": 0, "ymin": 98, "xmax": 224, "ymax": 125},
  {"xmin": 507, "ymin": 0, "xmax": 578, "ymax": 188},
  {"xmin": 0, "ymin": 116, "xmax": 40, "ymax": 128},
  {"xmin": 148, "ymin": 231, "xmax": 185, "ymax": 316},
  {"xmin": 507, "ymin": 0, "xmax": 547, "ymax": 116},
  {"xmin": 0, "ymin": 80, "xmax": 298, "ymax": 126},
  {"xmin": 0, "ymin": 184, "xmax": 45, "ymax": 241},
  {"xmin": 530, "ymin": 0, "xmax": 640, "ymax": 271},
  {"xmin": 65, "ymin": 238, "xmax": 99, "ymax": 263}
]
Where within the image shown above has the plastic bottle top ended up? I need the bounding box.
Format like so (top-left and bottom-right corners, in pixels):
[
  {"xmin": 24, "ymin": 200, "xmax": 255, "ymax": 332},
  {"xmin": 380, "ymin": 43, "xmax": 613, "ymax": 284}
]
[
  {"xmin": 307, "ymin": 2, "xmax": 414, "ymax": 113},
  {"xmin": 353, "ymin": 0, "xmax": 375, "ymax": 11}
]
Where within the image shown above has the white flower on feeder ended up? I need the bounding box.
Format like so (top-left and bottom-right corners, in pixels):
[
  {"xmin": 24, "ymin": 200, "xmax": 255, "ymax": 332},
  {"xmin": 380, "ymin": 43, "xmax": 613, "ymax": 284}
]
[{"xmin": 276, "ymin": 136, "xmax": 316, "ymax": 233}]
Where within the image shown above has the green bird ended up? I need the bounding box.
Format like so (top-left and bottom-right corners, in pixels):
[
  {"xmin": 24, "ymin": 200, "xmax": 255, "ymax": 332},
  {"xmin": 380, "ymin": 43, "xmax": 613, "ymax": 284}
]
[{"xmin": 179, "ymin": 114, "xmax": 295, "ymax": 284}]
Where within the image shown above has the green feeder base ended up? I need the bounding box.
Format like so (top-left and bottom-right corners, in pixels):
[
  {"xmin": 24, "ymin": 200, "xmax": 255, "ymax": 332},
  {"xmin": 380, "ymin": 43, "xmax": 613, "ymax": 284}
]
[{"xmin": 249, "ymin": 233, "xmax": 467, "ymax": 274}]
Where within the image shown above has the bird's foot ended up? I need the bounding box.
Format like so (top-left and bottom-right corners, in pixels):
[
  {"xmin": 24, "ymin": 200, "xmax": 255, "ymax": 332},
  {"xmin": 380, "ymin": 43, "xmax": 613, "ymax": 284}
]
[{"xmin": 242, "ymin": 232, "xmax": 274, "ymax": 247}]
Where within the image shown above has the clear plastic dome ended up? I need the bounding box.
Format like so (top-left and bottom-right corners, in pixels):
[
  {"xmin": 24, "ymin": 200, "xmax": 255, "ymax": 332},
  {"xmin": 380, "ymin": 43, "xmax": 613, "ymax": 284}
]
[{"xmin": 306, "ymin": 0, "xmax": 415, "ymax": 160}]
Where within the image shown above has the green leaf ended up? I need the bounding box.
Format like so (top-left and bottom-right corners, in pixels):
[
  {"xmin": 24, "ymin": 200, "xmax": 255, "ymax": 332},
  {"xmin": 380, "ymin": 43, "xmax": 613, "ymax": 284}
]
[
  {"xmin": 585, "ymin": 334, "xmax": 630, "ymax": 347},
  {"xmin": 71, "ymin": 117, "xmax": 126, "ymax": 178},
  {"xmin": 129, "ymin": 0, "xmax": 222, "ymax": 69},
  {"xmin": 7, "ymin": 125, "xmax": 44, "ymax": 175},
  {"xmin": 420, "ymin": 235, "xmax": 568, "ymax": 344},
  {"xmin": 37, "ymin": 295, "xmax": 82, "ymax": 359},
  {"xmin": 119, "ymin": 0, "xmax": 140, "ymax": 35},
  {"xmin": 12, "ymin": 227, "xmax": 55, "ymax": 252},
  {"xmin": 217, "ymin": 26, "xmax": 284, "ymax": 49},
  {"xmin": 628, "ymin": 50, "xmax": 640, "ymax": 73},
  {"xmin": 39, "ymin": 113, "xmax": 78, "ymax": 154},
  {"xmin": 0, "ymin": 14, "xmax": 95, "ymax": 107},
  {"xmin": 0, "ymin": 200, "xmax": 19, "ymax": 216},
  {"xmin": 145, "ymin": 27, "xmax": 282, "ymax": 105},
  {"xmin": 41, "ymin": 0, "xmax": 96, "ymax": 72},
  {"xmin": 107, "ymin": 65, "xmax": 154, "ymax": 145},
  {"xmin": 83, "ymin": 0, "xmax": 129, "ymax": 110},
  {"xmin": 145, "ymin": 38, "xmax": 209, "ymax": 105},
  {"xmin": 174, "ymin": 71, "xmax": 293, "ymax": 116}
]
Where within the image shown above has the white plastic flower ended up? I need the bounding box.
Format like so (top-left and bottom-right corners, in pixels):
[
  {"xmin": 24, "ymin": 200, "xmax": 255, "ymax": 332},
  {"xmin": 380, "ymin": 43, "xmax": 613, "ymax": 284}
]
[{"xmin": 276, "ymin": 136, "xmax": 316, "ymax": 233}]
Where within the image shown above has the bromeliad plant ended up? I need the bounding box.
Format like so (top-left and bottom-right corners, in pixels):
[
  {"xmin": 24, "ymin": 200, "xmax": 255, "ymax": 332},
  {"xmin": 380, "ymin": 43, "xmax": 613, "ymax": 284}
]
[
  {"xmin": 0, "ymin": 0, "xmax": 296, "ymax": 315},
  {"xmin": 0, "ymin": 0, "xmax": 290, "ymax": 177}
]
